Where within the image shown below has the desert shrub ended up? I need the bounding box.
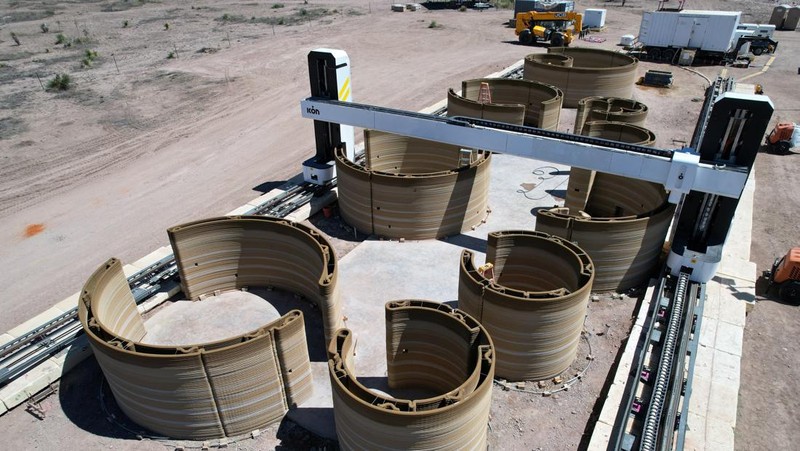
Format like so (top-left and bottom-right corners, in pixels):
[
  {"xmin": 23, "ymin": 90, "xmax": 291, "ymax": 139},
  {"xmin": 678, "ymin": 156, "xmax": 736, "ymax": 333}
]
[
  {"xmin": 41, "ymin": 23, "xmax": 49, "ymax": 33},
  {"xmin": 272, "ymin": 3, "xmax": 284, "ymax": 8},
  {"xmin": 123, "ymin": 20, "xmax": 129, "ymax": 28},
  {"xmin": 47, "ymin": 73, "xmax": 71, "ymax": 91},
  {"xmin": 81, "ymin": 49, "xmax": 98, "ymax": 66},
  {"xmin": 459, "ymin": 5, "xmax": 467, "ymax": 12},
  {"xmin": 167, "ymin": 51, "xmax": 175, "ymax": 59},
  {"xmin": 55, "ymin": 33, "xmax": 67, "ymax": 44},
  {"xmin": 164, "ymin": 23, "xmax": 169, "ymax": 30},
  {"xmin": 494, "ymin": 0, "xmax": 514, "ymax": 8},
  {"xmin": 428, "ymin": 20, "xmax": 439, "ymax": 28}
]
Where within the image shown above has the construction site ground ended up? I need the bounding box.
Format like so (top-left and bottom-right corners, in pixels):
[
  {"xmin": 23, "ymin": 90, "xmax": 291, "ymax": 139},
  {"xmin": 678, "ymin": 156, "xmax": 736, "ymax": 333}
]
[{"xmin": 1, "ymin": 1, "xmax": 798, "ymax": 450}]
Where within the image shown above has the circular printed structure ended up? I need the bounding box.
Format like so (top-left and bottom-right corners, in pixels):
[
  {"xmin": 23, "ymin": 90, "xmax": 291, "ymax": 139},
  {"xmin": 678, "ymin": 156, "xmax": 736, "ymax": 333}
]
[
  {"xmin": 79, "ymin": 216, "xmax": 342, "ymax": 439},
  {"xmin": 327, "ymin": 300, "xmax": 495, "ymax": 450},
  {"xmin": 581, "ymin": 121, "xmax": 656, "ymax": 145},
  {"xmin": 523, "ymin": 48, "xmax": 638, "ymax": 108},
  {"xmin": 335, "ymin": 131, "xmax": 491, "ymax": 240},
  {"xmin": 537, "ymin": 121, "xmax": 673, "ymax": 292},
  {"xmin": 458, "ymin": 231, "xmax": 593, "ymax": 381},
  {"xmin": 448, "ymin": 78, "xmax": 563, "ymax": 130},
  {"xmin": 574, "ymin": 96, "xmax": 649, "ymax": 135}
]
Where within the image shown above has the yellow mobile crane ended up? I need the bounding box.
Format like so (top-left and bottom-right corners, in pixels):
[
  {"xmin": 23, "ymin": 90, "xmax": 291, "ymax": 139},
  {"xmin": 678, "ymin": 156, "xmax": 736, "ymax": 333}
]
[{"xmin": 515, "ymin": 10, "xmax": 583, "ymax": 46}]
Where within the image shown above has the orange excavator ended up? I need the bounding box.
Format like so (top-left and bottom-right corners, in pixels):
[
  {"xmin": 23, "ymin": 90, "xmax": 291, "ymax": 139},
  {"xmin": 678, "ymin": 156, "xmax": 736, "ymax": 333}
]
[{"xmin": 763, "ymin": 248, "xmax": 800, "ymax": 303}]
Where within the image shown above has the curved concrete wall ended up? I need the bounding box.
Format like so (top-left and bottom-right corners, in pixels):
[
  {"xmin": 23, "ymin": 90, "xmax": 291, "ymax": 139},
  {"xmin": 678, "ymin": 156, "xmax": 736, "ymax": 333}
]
[
  {"xmin": 523, "ymin": 48, "xmax": 638, "ymax": 107},
  {"xmin": 447, "ymin": 89, "xmax": 526, "ymax": 126},
  {"xmin": 336, "ymin": 135, "xmax": 491, "ymax": 240},
  {"xmin": 536, "ymin": 205, "xmax": 673, "ymax": 292},
  {"xmin": 450, "ymin": 78, "xmax": 563, "ymax": 130},
  {"xmin": 168, "ymin": 216, "xmax": 342, "ymax": 342},
  {"xmin": 545, "ymin": 120, "xmax": 671, "ymax": 292},
  {"xmin": 459, "ymin": 231, "xmax": 593, "ymax": 381},
  {"xmin": 574, "ymin": 96, "xmax": 648, "ymax": 135},
  {"xmin": 327, "ymin": 300, "xmax": 494, "ymax": 450},
  {"xmin": 78, "ymin": 217, "xmax": 345, "ymax": 439},
  {"xmin": 581, "ymin": 121, "xmax": 656, "ymax": 146}
]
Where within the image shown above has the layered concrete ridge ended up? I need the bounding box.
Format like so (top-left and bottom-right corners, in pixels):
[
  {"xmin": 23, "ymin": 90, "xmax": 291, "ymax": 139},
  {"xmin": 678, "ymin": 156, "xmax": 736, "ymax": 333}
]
[
  {"xmin": 327, "ymin": 300, "xmax": 494, "ymax": 450},
  {"xmin": 574, "ymin": 96, "xmax": 649, "ymax": 135},
  {"xmin": 459, "ymin": 231, "xmax": 593, "ymax": 380},
  {"xmin": 168, "ymin": 216, "xmax": 342, "ymax": 342},
  {"xmin": 335, "ymin": 133, "xmax": 491, "ymax": 240},
  {"xmin": 537, "ymin": 193, "xmax": 672, "ymax": 292},
  {"xmin": 524, "ymin": 48, "xmax": 638, "ymax": 108},
  {"xmin": 537, "ymin": 119, "xmax": 669, "ymax": 292},
  {"xmin": 448, "ymin": 78, "xmax": 563, "ymax": 130},
  {"xmin": 581, "ymin": 120, "xmax": 656, "ymax": 145},
  {"xmin": 79, "ymin": 216, "xmax": 344, "ymax": 439}
]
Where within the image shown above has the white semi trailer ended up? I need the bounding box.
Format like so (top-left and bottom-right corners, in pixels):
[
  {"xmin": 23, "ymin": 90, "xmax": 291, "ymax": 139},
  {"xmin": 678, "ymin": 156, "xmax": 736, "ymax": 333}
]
[
  {"xmin": 638, "ymin": 10, "xmax": 778, "ymax": 63},
  {"xmin": 638, "ymin": 10, "xmax": 741, "ymax": 63}
]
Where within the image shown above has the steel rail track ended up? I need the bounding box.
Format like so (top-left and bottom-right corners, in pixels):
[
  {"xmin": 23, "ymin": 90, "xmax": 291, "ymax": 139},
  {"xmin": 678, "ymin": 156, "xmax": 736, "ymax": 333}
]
[
  {"xmin": 610, "ymin": 272, "xmax": 703, "ymax": 451},
  {"xmin": 0, "ymin": 180, "xmax": 334, "ymax": 389}
]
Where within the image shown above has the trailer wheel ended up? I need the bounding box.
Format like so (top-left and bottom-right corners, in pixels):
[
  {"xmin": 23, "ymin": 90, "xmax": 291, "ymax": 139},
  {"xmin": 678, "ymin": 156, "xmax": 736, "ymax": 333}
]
[
  {"xmin": 752, "ymin": 47, "xmax": 764, "ymax": 56},
  {"xmin": 779, "ymin": 281, "xmax": 800, "ymax": 304},
  {"xmin": 519, "ymin": 29, "xmax": 533, "ymax": 45},
  {"xmin": 663, "ymin": 49, "xmax": 676, "ymax": 63},
  {"xmin": 778, "ymin": 141, "xmax": 792, "ymax": 155},
  {"xmin": 649, "ymin": 48, "xmax": 661, "ymax": 61}
]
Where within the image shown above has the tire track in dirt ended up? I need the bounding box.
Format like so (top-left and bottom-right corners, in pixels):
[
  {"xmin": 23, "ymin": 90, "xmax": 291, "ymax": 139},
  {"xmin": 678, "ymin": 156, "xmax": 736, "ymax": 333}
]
[{"xmin": 0, "ymin": 85, "xmax": 253, "ymax": 216}]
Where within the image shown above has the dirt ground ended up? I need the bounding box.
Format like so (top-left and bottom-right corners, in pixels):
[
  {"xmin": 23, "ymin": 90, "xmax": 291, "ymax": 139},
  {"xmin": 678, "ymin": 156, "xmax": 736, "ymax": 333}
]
[{"xmin": 1, "ymin": 0, "xmax": 798, "ymax": 450}]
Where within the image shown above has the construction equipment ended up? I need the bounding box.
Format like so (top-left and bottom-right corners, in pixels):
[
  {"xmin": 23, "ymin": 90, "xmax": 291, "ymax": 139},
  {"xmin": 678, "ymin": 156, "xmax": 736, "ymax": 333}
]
[
  {"xmin": 765, "ymin": 122, "xmax": 796, "ymax": 154},
  {"xmin": 639, "ymin": 70, "xmax": 673, "ymax": 87},
  {"xmin": 515, "ymin": 10, "xmax": 583, "ymax": 46},
  {"xmin": 763, "ymin": 248, "xmax": 800, "ymax": 303}
]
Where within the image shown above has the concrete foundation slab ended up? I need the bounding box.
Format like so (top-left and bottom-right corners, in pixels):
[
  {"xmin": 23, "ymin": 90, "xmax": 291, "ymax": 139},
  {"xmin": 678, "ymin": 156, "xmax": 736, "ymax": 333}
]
[
  {"xmin": 285, "ymin": 153, "xmax": 569, "ymax": 439},
  {"xmin": 141, "ymin": 290, "xmax": 281, "ymax": 346}
]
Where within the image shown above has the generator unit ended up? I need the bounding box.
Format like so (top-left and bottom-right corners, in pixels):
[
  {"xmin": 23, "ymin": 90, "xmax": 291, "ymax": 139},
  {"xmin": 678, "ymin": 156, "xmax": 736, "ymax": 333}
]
[{"xmin": 638, "ymin": 10, "xmax": 740, "ymax": 63}]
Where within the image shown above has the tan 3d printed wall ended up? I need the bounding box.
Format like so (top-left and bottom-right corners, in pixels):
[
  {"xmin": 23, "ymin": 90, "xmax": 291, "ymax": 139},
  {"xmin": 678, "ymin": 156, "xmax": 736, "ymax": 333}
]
[
  {"xmin": 536, "ymin": 116, "xmax": 675, "ymax": 291},
  {"xmin": 574, "ymin": 96, "xmax": 648, "ymax": 135},
  {"xmin": 448, "ymin": 78, "xmax": 563, "ymax": 130},
  {"xmin": 79, "ymin": 216, "xmax": 343, "ymax": 439},
  {"xmin": 459, "ymin": 231, "xmax": 593, "ymax": 381},
  {"xmin": 335, "ymin": 132, "xmax": 491, "ymax": 239},
  {"xmin": 537, "ymin": 121, "xmax": 673, "ymax": 292},
  {"xmin": 523, "ymin": 48, "xmax": 638, "ymax": 108},
  {"xmin": 328, "ymin": 300, "xmax": 495, "ymax": 450},
  {"xmin": 168, "ymin": 216, "xmax": 342, "ymax": 342}
]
